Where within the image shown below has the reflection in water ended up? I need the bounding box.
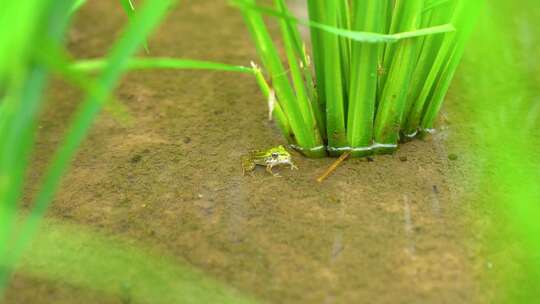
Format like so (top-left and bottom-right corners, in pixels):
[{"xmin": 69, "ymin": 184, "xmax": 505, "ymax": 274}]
[
  {"xmin": 402, "ymin": 195, "xmax": 416, "ymax": 257},
  {"xmin": 431, "ymin": 185, "xmax": 441, "ymax": 216},
  {"xmin": 325, "ymin": 189, "xmax": 347, "ymax": 304},
  {"xmin": 330, "ymin": 191, "xmax": 346, "ymax": 264},
  {"xmin": 227, "ymin": 176, "xmax": 248, "ymax": 244}
]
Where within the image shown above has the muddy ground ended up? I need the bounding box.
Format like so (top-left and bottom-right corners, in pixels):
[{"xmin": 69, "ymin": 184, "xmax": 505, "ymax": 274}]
[{"xmin": 6, "ymin": 1, "xmax": 497, "ymax": 303}]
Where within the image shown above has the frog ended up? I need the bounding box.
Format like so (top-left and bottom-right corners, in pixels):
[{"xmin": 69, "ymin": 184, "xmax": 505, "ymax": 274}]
[{"xmin": 241, "ymin": 145, "xmax": 298, "ymax": 176}]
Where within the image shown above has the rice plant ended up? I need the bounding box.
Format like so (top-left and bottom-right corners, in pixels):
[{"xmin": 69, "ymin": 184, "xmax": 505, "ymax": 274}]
[{"xmin": 234, "ymin": 0, "xmax": 484, "ymax": 157}]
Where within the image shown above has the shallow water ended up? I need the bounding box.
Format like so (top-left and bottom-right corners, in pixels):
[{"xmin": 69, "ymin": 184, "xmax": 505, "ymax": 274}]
[{"xmin": 7, "ymin": 1, "xmax": 495, "ymax": 303}]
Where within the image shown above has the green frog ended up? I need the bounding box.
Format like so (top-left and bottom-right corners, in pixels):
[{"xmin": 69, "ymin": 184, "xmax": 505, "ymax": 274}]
[{"xmin": 241, "ymin": 145, "xmax": 298, "ymax": 176}]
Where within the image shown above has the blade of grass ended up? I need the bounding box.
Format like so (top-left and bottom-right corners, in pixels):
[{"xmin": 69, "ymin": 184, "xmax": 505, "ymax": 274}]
[
  {"xmin": 373, "ymin": 0, "xmax": 424, "ymax": 150},
  {"xmin": 17, "ymin": 219, "xmax": 257, "ymax": 304},
  {"xmin": 402, "ymin": 0, "xmax": 457, "ymax": 137},
  {"xmin": 274, "ymin": 0, "xmax": 306, "ymax": 66},
  {"xmin": 320, "ymin": 0, "xmax": 347, "ymax": 155},
  {"xmin": 420, "ymin": 0, "xmax": 484, "ymax": 130},
  {"xmin": 119, "ymin": 0, "xmax": 150, "ymax": 54},
  {"xmin": 70, "ymin": 0, "xmax": 87, "ymax": 14},
  {"xmin": 274, "ymin": 0, "xmax": 324, "ymax": 140},
  {"xmin": 423, "ymin": 0, "xmax": 452, "ymax": 12},
  {"xmin": 232, "ymin": 0, "xmax": 455, "ymax": 44},
  {"xmin": 64, "ymin": 56, "xmax": 254, "ymax": 125},
  {"xmin": 0, "ymin": 0, "xmax": 74, "ymax": 293},
  {"xmin": 69, "ymin": 56, "xmax": 254, "ymax": 124},
  {"xmin": 403, "ymin": 0, "xmax": 484, "ymax": 134},
  {"xmin": 275, "ymin": 0, "xmax": 323, "ymax": 143},
  {"xmin": 0, "ymin": 0, "xmax": 46, "ymax": 81},
  {"xmin": 402, "ymin": 1, "xmax": 462, "ymax": 135},
  {"xmin": 35, "ymin": 39, "xmax": 134, "ymax": 124},
  {"xmin": 71, "ymin": 57, "xmax": 254, "ymax": 74},
  {"xmin": 251, "ymin": 62, "xmax": 294, "ymax": 143},
  {"xmin": 377, "ymin": 0, "xmax": 393, "ymax": 104},
  {"xmin": 347, "ymin": 0, "xmax": 388, "ymax": 156},
  {"xmin": 336, "ymin": 0, "xmax": 351, "ymax": 97},
  {"xmin": 379, "ymin": 1, "xmax": 409, "ymax": 95},
  {"xmin": 306, "ymin": 0, "xmax": 327, "ymax": 139}
]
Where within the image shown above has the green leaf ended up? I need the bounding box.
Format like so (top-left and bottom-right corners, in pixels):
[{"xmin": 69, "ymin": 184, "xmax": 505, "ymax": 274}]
[
  {"xmin": 70, "ymin": 57, "xmax": 254, "ymax": 74},
  {"xmin": 231, "ymin": 0, "xmax": 455, "ymax": 44},
  {"xmin": 119, "ymin": 0, "xmax": 150, "ymax": 54}
]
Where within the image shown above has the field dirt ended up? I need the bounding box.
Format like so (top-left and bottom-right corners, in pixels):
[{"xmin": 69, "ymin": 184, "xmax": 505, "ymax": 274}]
[{"xmin": 5, "ymin": 1, "xmax": 494, "ymax": 303}]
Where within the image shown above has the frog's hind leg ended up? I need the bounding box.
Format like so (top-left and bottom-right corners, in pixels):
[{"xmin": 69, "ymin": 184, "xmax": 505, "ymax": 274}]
[
  {"xmin": 243, "ymin": 166, "xmax": 255, "ymax": 176},
  {"xmin": 242, "ymin": 159, "xmax": 256, "ymax": 176}
]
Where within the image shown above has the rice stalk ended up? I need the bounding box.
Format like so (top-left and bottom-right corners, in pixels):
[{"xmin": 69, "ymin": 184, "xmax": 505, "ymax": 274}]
[{"xmin": 233, "ymin": 0, "xmax": 482, "ymax": 157}]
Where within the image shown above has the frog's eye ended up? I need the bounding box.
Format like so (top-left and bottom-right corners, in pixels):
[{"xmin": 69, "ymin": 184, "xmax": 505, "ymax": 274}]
[{"xmin": 271, "ymin": 152, "xmax": 279, "ymax": 159}]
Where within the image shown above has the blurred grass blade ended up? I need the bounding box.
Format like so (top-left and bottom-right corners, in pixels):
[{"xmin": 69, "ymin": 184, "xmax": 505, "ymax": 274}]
[
  {"xmin": 5, "ymin": 0, "xmax": 176, "ymax": 289},
  {"xmin": 35, "ymin": 39, "xmax": 134, "ymax": 124},
  {"xmin": 423, "ymin": 0, "xmax": 451, "ymax": 12},
  {"xmin": 118, "ymin": 0, "xmax": 134, "ymax": 15},
  {"xmin": 69, "ymin": 57, "xmax": 254, "ymax": 124},
  {"xmin": 71, "ymin": 58, "xmax": 254, "ymax": 74},
  {"xmin": 70, "ymin": 0, "xmax": 87, "ymax": 14},
  {"xmin": 461, "ymin": 2, "xmax": 540, "ymax": 300},
  {"xmin": 0, "ymin": 0, "xmax": 74, "ymax": 294},
  {"xmin": 119, "ymin": 0, "xmax": 150, "ymax": 54},
  {"xmin": 17, "ymin": 219, "xmax": 257, "ymax": 304}
]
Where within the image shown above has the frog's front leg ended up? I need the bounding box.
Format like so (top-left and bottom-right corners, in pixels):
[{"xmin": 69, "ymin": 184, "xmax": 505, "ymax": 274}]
[
  {"xmin": 289, "ymin": 162, "xmax": 298, "ymax": 170},
  {"xmin": 266, "ymin": 164, "xmax": 281, "ymax": 177}
]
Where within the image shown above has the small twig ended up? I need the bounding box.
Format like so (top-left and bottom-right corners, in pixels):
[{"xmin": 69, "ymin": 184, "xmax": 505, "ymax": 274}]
[{"xmin": 317, "ymin": 151, "xmax": 351, "ymax": 183}]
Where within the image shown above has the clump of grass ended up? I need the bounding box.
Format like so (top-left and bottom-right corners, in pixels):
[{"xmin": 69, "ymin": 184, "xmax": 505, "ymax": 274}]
[{"xmin": 234, "ymin": 0, "xmax": 484, "ymax": 157}]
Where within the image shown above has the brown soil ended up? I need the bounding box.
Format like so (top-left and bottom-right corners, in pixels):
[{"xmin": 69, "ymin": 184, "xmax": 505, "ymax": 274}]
[{"xmin": 5, "ymin": 1, "xmax": 491, "ymax": 303}]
